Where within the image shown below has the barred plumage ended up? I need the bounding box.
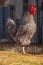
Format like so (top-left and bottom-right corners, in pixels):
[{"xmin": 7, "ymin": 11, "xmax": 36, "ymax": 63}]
[
  {"xmin": 15, "ymin": 11, "xmax": 36, "ymax": 46},
  {"xmin": 6, "ymin": 18, "xmax": 17, "ymax": 37}
]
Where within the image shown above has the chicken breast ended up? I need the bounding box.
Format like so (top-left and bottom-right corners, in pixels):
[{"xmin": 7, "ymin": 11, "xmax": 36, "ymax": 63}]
[{"xmin": 15, "ymin": 11, "xmax": 36, "ymax": 46}]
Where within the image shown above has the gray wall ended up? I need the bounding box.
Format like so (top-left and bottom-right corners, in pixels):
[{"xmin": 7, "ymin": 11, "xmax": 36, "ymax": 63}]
[
  {"xmin": 6, "ymin": 0, "xmax": 23, "ymax": 19},
  {"xmin": 0, "ymin": 8, "xmax": 3, "ymax": 38},
  {"xmin": 41, "ymin": 0, "xmax": 43, "ymax": 43},
  {"xmin": 0, "ymin": 7, "xmax": 10, "ymax": 39}
]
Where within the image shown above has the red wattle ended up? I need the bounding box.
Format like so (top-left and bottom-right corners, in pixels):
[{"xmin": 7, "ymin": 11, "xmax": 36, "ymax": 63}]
[{"xmin": 30, "ymin": 9, "xmax": 36, "ymax": 14}]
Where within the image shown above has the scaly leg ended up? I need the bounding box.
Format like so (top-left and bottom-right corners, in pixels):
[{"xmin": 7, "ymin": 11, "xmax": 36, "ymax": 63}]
[{"xmin": 22, "ymin": 46, "xmax": 26, "ymax": 54}]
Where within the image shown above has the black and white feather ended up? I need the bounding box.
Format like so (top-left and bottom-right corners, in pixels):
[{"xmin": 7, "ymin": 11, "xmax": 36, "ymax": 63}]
[{"xmin": 6, "ymin": 18, "xmax": 17, "ymax": 37}]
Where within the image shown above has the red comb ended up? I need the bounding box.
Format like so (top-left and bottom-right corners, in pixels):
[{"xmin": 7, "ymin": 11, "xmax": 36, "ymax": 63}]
[
  {"xmin": 29, "ymin": 4, "xmax": 36, "ymax": 15},
  {"xmin": 30, "ymin": 4, "xmax": 36, "ymax": 8}
]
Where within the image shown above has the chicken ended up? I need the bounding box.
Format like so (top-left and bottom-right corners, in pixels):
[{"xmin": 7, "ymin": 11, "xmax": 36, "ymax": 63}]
[
  {"xmin": 6, "ymin": 4, "xmax": 37, "ymax": 54},
  {"xmin": 14, "ymin": 4, "xmax": 37, "ymax": 54},
  {"xmin": 14, "ymin": 12, "xmax": 36, "ymax": 54}
]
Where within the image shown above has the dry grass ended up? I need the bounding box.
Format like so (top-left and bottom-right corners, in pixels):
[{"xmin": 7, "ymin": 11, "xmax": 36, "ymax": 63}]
[{"xmin": 0, "ymin": 51, "xmax": 43, "ymax": 65}]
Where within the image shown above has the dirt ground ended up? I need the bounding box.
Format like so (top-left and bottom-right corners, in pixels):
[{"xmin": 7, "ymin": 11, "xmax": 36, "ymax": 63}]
[{"xmin": 0, "ymin": 39, "xmax": 43, "ymax": 54}]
